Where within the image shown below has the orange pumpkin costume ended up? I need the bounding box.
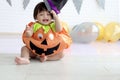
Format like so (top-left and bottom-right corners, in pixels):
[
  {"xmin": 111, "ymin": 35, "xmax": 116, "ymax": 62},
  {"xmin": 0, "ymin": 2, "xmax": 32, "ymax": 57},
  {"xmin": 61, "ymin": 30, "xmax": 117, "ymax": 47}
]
[{"xmin": 22, "ymin": 22, "xmax": 72, "ymax": 56}]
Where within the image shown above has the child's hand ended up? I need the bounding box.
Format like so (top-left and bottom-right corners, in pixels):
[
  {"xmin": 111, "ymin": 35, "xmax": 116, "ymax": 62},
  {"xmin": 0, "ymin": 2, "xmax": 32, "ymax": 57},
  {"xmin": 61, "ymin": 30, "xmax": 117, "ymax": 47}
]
[
  {"xmin": 50, "ymin": 10, "xmax": 58, "ymax": 19},
  {"xmin": 25, "ymin": 25, "xmax": 33, "ymax": 37},
  {"xmin": 26, "ymin": 25, "xmax": 32, "ymax": 31}
]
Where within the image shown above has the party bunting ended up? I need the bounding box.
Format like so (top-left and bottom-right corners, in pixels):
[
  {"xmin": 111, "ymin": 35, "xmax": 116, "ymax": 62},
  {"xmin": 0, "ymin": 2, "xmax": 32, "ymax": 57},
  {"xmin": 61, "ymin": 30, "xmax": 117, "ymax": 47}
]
[
  {"xmin": 5, "ymin": 0, "xmax": 105, "ymax": 11},
  {"xmin": 72, "ymin": 0, "xmax": 83, "ymax": 14},
  {"xmin": 96, "ymin": 0, "xmax": 105, "ymax": 9},
  {"xmin": 72, "ymin": 0, "xmax": 105, "ymax": 14},
  {"xmin": 23, "ymin": 0, "xmax": 30, "ymax": 9},
  {"xmin": 6, "ymin": 0, "xmax": 12, "ymax": 6}
]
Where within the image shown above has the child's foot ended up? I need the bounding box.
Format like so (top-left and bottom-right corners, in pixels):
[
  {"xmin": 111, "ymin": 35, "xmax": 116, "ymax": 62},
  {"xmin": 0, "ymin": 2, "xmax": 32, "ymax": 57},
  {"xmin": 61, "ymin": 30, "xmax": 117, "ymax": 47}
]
[
  {"xmin": 15, "ymin": 56, "xmax": 30, "ymax": 65},
  {"xmin": 40, "ymin": 56, "xmax": 47, "ymax": 62}
]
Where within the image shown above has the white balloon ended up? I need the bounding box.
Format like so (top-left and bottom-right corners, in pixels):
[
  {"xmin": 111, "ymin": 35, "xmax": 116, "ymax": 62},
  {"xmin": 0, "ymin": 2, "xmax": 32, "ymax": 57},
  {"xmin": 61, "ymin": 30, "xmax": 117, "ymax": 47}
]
[{"xmin": 70, "ymin": 22, "xmax": 99, "ymax": 43}]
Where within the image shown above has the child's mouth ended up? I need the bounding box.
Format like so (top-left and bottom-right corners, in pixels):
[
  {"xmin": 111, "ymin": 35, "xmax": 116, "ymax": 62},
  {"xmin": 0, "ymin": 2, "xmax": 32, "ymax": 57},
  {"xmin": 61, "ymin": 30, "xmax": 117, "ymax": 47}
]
[{"xmin": 43, "ymin": 19, "xmax": 49, "ymax": 22}]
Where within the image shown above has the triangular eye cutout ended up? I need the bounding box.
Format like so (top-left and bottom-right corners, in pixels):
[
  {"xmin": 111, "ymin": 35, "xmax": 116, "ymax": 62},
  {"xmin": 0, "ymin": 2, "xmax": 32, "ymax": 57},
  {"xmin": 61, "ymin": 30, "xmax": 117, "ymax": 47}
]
[{"xmin": 41, "ymin": 39, "xmax": 47, "ymax": 45}]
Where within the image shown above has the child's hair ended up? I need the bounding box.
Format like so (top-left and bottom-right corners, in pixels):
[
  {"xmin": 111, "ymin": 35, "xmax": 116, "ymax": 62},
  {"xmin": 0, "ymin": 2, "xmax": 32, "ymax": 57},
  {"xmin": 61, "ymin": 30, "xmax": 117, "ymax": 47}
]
[{"xmin": 33, "ymin": 2, "xmax": 53, "ymax": 20}]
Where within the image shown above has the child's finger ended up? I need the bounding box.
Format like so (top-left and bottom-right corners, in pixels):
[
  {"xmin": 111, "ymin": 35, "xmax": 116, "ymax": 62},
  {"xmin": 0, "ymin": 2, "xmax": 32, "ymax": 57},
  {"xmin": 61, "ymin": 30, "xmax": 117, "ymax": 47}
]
[{"xmin": 26, "ymin": 25, "xmax": 31, "ymax": 30}]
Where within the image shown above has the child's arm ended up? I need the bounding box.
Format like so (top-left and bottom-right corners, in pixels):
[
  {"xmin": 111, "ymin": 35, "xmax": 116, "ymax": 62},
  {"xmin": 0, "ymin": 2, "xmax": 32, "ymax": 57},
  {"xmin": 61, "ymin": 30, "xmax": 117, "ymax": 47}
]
[
  {"xmin": 25, "ymin": 25, "xmax": 33, "ymax": 37},
  {"xmin": 51, "ymin": 10, "xmax": 62, "ymax": 32}
]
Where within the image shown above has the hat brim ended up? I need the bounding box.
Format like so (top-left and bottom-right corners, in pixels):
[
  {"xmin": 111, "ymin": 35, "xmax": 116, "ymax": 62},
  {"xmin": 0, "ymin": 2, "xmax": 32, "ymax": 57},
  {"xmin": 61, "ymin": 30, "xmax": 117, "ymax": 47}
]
[
  {"xmin": 44, "ymin": 0, "xmax": 52, "ymax": 11},
  {"xmin": 44, "ymin": 0, "xmax": 60, "ymax": 14}
]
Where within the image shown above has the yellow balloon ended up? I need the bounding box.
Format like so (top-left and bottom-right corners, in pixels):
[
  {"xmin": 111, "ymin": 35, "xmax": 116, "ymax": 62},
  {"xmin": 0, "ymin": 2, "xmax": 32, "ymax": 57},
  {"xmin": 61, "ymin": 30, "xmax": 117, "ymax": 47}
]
[
  {"xmin": 104, "ymin": 22, "xmax": 120, "ymax": 42},
  {"xmin": 95, "ymin": 22, "xmax": 104, "ymax": 40},
  {"xmin": 60, "ymin": 21, "xmax": 70, "ymax": 33}
]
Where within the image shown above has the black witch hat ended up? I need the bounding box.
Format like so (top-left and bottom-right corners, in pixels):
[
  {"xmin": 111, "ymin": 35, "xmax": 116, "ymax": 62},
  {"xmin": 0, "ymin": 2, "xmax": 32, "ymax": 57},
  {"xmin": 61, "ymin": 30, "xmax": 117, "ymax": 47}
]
[{"xmin": 44, "ymin": 0, "xmax": 68, "ymax": 14}]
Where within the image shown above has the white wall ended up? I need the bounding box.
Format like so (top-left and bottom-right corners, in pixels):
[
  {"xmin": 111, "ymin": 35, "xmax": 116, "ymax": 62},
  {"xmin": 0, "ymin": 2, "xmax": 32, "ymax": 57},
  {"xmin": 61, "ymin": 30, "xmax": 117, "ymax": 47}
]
[{"xmin": 0, "ymin": 0, "xmax": 119, "ymax": 33}]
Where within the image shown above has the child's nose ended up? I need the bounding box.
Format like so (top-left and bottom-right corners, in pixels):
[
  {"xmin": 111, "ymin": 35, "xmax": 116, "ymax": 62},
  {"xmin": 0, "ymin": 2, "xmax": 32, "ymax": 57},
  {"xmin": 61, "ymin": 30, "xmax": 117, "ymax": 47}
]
[{"xmin": 44, "ymin": 14, "xmax": 48, "ymax": 18}]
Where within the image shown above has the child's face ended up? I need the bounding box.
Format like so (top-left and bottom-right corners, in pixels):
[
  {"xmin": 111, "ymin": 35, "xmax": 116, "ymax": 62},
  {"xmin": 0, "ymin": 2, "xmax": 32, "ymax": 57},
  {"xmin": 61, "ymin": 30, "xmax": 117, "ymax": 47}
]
[{"xmin": 36, "ymin": 11, "xmax": 52, "ymax": 25}]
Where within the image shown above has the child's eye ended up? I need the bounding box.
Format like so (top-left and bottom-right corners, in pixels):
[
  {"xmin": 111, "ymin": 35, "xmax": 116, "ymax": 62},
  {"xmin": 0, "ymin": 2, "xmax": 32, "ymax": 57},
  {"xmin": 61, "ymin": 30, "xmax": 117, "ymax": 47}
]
[
  {"xmin": 39, "ymin": 14, "xmax": 43, "ymax": 16},
  {"xmin": 47, "ymin": 13, "xmax": 51, "ymax": 16}
]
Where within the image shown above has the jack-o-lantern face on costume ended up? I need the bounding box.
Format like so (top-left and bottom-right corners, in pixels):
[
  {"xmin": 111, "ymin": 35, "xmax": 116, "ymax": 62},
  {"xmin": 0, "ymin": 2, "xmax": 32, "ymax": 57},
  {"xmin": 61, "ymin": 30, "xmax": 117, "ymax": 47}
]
[{"xmin": 22, "ymin": 23, "xmax": 71, "ymax": 56}]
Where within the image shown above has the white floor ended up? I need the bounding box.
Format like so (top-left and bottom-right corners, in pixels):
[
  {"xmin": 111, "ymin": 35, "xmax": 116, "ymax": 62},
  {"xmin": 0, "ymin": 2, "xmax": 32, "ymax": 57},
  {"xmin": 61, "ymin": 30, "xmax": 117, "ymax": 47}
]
[{"xmin": 1, "ymin": 34, "xmax": 120, "ymax": 80}]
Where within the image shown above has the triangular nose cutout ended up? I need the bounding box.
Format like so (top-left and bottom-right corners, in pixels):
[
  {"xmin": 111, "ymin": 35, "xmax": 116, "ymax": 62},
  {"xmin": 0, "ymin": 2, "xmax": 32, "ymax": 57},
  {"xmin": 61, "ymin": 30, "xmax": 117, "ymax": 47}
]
[{"xmin": 41, "ymin": 39, "xmax": 47, "ymax": 45}]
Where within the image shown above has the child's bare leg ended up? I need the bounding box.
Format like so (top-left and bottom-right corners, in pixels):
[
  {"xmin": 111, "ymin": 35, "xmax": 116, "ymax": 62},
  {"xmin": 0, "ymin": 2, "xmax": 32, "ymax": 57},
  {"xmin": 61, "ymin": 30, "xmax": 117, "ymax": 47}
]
[
  {"xmin": 15, "ymin": 46, "xmax": 30, "ymax": 65},
  {"xmin": 39, "ymin": 55, "xmax": 47, "ymax": 62},
  {"xmin": 29, "ymin": 51, "xmax": 37, "ymax": 59},
  {"xmin": 40, "ymin": 52, "xmax": 64, "ymax": 62},
  {"xmin": 47, "ymin": 52, "xmax": 64, "ymax": 61}
]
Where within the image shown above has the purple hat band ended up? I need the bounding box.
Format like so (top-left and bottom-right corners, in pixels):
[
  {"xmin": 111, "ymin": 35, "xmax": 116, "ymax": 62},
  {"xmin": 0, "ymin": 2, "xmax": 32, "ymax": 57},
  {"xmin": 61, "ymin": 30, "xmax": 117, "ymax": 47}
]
[{"xmin": 47, "ymin": 0, "xmax": 60, "ymax": 14}]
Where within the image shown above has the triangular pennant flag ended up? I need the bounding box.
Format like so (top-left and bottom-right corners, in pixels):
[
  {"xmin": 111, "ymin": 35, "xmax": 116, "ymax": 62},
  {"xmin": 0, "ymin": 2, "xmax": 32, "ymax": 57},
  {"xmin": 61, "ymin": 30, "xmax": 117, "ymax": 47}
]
[
  {"xmin": 6, "ymin": 0, "xmax": 12, "ymax": 6},
  {"xmin": 72, "ymin": 0, "xmax": 83, "ymax": 14},
  {"xmin": 23, "ymin": 0, "xmax": 30, "ymax": 9},
  {"xmin": 96, "ymin": 0, "xmax": 105, "ymax": 9}
]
